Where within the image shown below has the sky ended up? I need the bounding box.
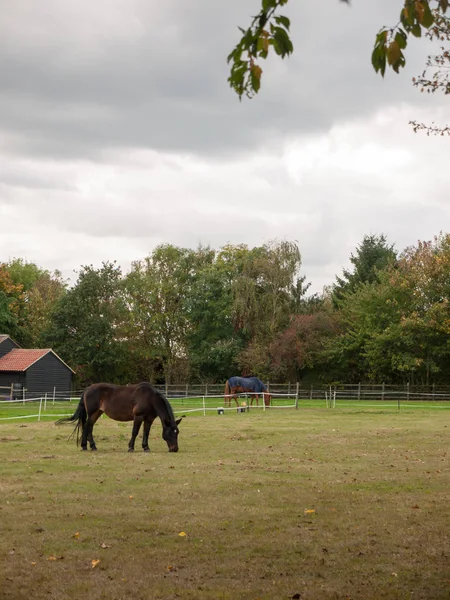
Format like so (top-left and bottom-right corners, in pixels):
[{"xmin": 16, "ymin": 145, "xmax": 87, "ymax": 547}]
[{"xmin": 1, "ymin": 0, "xmax": 449, "ymax": 295}]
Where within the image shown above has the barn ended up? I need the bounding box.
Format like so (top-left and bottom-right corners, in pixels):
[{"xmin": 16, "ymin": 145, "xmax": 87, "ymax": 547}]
[{"xmin": 0, "ymin": 335, "xmax": 74, "ymax": 397}]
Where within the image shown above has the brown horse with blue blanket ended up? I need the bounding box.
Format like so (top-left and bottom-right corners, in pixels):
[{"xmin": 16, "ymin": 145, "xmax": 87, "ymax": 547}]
[
  {"xmin": 224, "ymin": 376, "xmax": 271, "ymax": 407},
  {"xmin": 56, "ymin": 382, "xmax": 182, "ymax": 452}
]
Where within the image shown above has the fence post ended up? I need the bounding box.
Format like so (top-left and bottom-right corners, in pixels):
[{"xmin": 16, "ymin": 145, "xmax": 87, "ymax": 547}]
[
  {"xmin": 358, "ymin": 382, "xmax": 361, "ymax": 401},
  {"xmin": 185, "ymin": 383, "xmax": 188, "ymax": 397},
  {"xmin": 432, "ymin": 383, "xmax": 435, "ymax": 401},
  {"xmin": 205, "ymin": 383, "xmax": 208, "ymax": 398},
  {"xmin": 44, "ymin": 392, "xmax": 47, "ymax": 412},
  {"xmin": 23, "ymin": 387, "xmax": 25, "ymax": 405},
  {"xmin": 295, "ymin": 382, "xmax": 299, "ymax": 410},
  {"xmin": 10, "ymin": 383, "xmax": 13, "ymax": 401},
  {"xmin": 38, "ymin": 397, "xmax": 42, "ymax": 422},
  {"xmin": 202, "ymin": 396, "xmax": 206, "ymax": 416},
  {"xmin": 310, "ymin": 385, "xmax": 313, "ymax": 401},
  {"xmin": 53, "ymin": 387, "xmax": 56, "ymax": 405},
  {"xmin": 407, "ymin": 382, "xmax": 410, "ymax": 402},
  {"xmin": 165, "ymin": 382, "xmax": 168, "ymax": 397},
  {"xmin": 382, "ymin": 382, "xmax": 385, "ymax": 402}
]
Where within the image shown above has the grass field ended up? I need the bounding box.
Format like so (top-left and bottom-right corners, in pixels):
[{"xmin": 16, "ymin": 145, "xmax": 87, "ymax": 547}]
[{"xmin": 1, "ymin": 406, "xmax": 449, "ymax": 599}]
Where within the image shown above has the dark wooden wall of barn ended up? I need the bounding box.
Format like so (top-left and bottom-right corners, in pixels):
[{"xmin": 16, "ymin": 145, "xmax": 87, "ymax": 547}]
[
  {"xmin": 26, "ymin": 353, "xmax": 73, "ymax": 393},
  {"xmin": 0, "ymin": 372, "xmax": 26, "ymax": 387},
  {"xmin": 0, "ymin": 337, "xmax": 20, "ymax": 358}
]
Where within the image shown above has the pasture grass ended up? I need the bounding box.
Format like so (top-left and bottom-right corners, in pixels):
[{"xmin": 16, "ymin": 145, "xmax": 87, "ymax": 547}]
[{"xmin": 1, "ymin": 408, "xmax": 449, "ymax": 599}]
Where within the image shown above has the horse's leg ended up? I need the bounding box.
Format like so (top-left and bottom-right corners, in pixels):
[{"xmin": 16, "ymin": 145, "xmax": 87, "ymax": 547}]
[
  {"xmin": 128, "ymin": 417, "xmax": 143, "ymax": 452},
  {"xmin": 142, "ymin": 418, "xmax": 155, "ymax": 452},
  {"xmin": 81, "ymin": 410, "xmax": 102, "ymax": 451}
]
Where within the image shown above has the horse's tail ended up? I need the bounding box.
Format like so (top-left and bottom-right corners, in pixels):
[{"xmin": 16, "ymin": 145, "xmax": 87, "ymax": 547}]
[{"xmin": 55, "ymin": 392, "xmax": 87, "ymax": 446}]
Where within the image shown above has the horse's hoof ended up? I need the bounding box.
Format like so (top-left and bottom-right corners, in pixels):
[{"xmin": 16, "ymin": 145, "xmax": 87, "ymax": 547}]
[
  {"xmin": 128, "ymin": 448, "xmax": 134, "ymax": 453},
  {"xmin": 143, "ymin": 448, "xmax": 150, "ymax": 453},
  {"xmin": 81, "ymin": 447, "xmax": 87, "ymax": 451},
  {"xmin": 91, "ymin": 447, "xmax": 97, "ymax": 452}
]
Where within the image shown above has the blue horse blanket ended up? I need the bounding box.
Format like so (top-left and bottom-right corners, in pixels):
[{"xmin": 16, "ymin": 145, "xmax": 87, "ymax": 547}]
[{"xmin": 227, "ymin": 376, "xmax": 267, "ymax": 393}]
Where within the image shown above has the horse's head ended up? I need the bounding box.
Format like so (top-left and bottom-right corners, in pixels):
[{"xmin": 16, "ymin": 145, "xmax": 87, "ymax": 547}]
[{"xmin": 162, "ymin": 418, "xmax": 182, "ymax": 452}]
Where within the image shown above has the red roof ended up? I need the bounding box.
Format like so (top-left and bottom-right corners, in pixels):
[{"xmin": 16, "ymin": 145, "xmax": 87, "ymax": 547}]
[{"xmin": 0, "ymin": 349, "xmax": 52, "ymax": 372}]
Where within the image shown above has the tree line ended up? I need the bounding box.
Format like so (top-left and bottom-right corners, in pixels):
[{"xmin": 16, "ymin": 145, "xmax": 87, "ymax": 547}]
[{"xmin": 1, "ymin": 233, "xmax": 449, "ymax": 387}]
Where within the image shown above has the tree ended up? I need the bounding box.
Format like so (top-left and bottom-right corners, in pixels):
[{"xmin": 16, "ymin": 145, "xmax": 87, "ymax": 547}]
[
  {"xmin": 185, "ymin": 245, "xmax": 248, "ymax": 382},
  {"xmin": 233, "ymin": 240, "xmax": 309, "ymax": 377},
  {"xmin": 43, "ymin": 262, "xmax": 128, "ymax": 385},
  {"xmin": 124, "ymin": 245, "xmax": 208, "ymax": 384},
  {"xmin": 327, "ymin": 233, "xmax": 450, "ymax": 383},
  {"xmin": 269, "ymin": 310, "xmax": 340, "ymax": 381},
  {"xmin": 332, "ymin": 234, "xmax": 397, "ymax": 306},
  {"xmin": 4, "ymin": 259, "xmax": 67, "ymax": 347},
  {"xmin": 0, "ymin": 264, "xmax": 24, "ymax": 338},
  {"xmin": 228, "ymin": 0, "xmax": 449, "ymax": 99}
]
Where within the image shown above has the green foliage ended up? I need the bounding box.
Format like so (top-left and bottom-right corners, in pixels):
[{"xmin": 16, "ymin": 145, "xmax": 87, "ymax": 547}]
[
  {"xmin": 42, "ymin": 262, "xmax": 128, "ymax": 385},
  {"xmin": 124, "ymin": 244, "xmax": 211, "ymax": 383},
  {"xmin": 0, "ymin": 263, "xmax": 24, "ymax": 341},
  {"xmin": 0, "ymin": 259, "xmax": 67, "ymax": 347},
  {"xmin": 228, "ymin": 1, "xmax": 448, "ymax": 99},
  {"xmin": 3, "ymin": 234, "xmax": 450, "ymax": 386},
  {"xmin": 185, "ymin": 248, "xmax": 247, "ymax": 381},
  {"xmin": 327, "ymin": 233, "xmax": 450, "ymax": 383},
  {"xmin": 227, "ymin": 0, "xmax": 294, "ymax": 99},
  {"xmin": 332, "ymin": 234, "xmax": 397, "ymax": 306}
]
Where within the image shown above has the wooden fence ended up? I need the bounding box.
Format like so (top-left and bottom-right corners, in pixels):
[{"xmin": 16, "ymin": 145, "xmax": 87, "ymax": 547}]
[{"xmin": 1, "ymin": 382, "xmax": 450, "ymax": 402}]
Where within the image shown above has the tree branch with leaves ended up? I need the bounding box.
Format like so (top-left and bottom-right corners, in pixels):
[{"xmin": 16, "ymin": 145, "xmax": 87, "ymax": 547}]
[{"xmin": 228, "ymin": 0, "xmax": 449, "ymax": 99}]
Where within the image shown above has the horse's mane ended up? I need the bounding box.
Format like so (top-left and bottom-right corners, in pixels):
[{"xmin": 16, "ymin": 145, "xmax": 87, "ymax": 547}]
[{"xmin": 138, "ymin": 382, "xmax": 176, "ymax": 423}]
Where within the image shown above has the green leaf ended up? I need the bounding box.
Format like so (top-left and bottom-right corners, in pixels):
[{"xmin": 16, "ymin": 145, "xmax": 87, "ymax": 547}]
[
  {"xmin": 420, "ymin": 1, "xmax": 435, "ymax": 28},
  {"xmin": 411, "ymin": 23, "xmax": 422, "ymax": 37},
  {"xmin": 262, "ymin": 0, "xmax": 277, "ymax": 10},
  {"xmin": 274, "ymin": 15, "xmax": 291, "ymax": 30},
  {"xmin": 395, "ymin": 29, "xmax": 408, "ymax": 49},
  {"xmin": 400, "ymin": 5, "xmax": 415, "ymax": 27},
  {"xmin": 257, "ymin": 31, "xmax": 270, "ymax": 54},
  {"xmin": 270, "ymin": 26, "xmax": 294, "ymax": 56},
  {"xmin": 371, "ymin": 47, "xmax": 386, "ymax": 77}
]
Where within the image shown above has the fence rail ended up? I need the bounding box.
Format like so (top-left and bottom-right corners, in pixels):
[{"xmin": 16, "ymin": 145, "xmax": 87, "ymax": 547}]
[
  {"xmin": 2, "ymin": 383, "xmax": 450, "ymax": 402},
  {"xmin": 1, "ymin": 383, "xmax": 450, "ymax": 423}
]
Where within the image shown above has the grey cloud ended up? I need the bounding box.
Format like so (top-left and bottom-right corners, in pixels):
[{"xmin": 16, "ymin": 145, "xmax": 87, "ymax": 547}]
[{"xmin": 1, "ymin": 0, "xmax": 443, "ymax": 161}]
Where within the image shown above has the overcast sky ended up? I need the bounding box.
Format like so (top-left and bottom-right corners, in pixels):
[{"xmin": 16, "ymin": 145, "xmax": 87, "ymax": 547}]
[{"xmin": 1, "ymin": 0, "xmax": 449, "ymax": 294}]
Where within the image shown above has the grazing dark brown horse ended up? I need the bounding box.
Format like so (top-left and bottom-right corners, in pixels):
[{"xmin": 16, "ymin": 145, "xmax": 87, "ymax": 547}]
[
  {"xmin": 224, "ymin": 376, "xmax": 271, "ymax": 407},
  {"xmin": 56, "ymin": 382, "xmax": 182, "ymax": 452}
]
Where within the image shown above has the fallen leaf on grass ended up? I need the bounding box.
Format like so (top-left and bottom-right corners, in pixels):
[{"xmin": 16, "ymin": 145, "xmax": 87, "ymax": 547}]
[
  {"xmin": 304, "ymin": 509, "xmax": 315, "ymax": 515},
  {"xmin": 100, "ymin": 543, "xmax": 110, "ymax": 549},
  {"xmin": 129, "ymin": 495, "xmax": 133, "ymax": 499},
  {"xmin": 73, "ymin": 532, "xmax": 80, "ymax": 539},
  {"xmin": 31, "ymin": 562, "xmax": 36, "ymax": 566},
  {"xmin": 178, "ymin": 531, "xmax": 187, "ymax": 537},
  {"xmin": 91, "ymin": 559, "xmax": 100, "ymax": 568}
]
